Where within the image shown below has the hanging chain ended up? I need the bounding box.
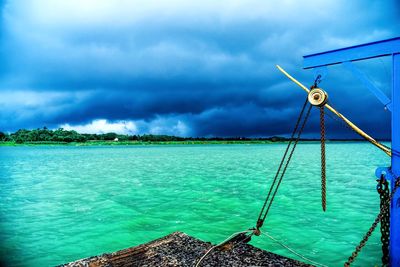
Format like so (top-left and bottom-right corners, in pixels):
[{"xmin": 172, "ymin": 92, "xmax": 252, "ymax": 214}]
[
  {"xmin": 344, "ymin": 177, "xmax": 400, "ymax": 267},
  {"xmin": 320, "ymin": 106, "xmax": 326, "ymax": 211},
  {"xmin": 378, "ymin": 175, "xmax": 390, "ymax": 266},
  {"xmin": 310, "ymin": 73, "xmax": 327, "ymax": 212}
]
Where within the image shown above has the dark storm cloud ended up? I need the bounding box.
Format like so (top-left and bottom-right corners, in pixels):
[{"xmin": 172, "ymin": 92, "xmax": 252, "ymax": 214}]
[{"xmin": 0, "ymin": 0, "xmax": 399, "ymax": 137}]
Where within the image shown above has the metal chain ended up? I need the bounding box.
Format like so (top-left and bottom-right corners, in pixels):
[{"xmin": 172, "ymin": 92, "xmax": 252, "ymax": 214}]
[
  {"xmin": 344, "ymin": 178, "xmax": 400, "ymax": 266},
  {"xmin": 378, "ymin": 175, "xmax": 390, "ymax": 266},
  {"xmin": 256, "ymin": 98, "xmax": 308, "ymax": 225},
  {"xmin": 256, "ymin": 99, "xmax": 312, "ymax": 232},
  {"xmin": 320, "ymin": 106, "xmax": 326, "ymax": 212}
]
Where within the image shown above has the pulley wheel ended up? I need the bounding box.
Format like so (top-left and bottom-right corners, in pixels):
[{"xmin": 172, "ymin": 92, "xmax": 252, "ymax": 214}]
[{"xmin": 308, "ymin": 88, "xmax": 328, "ymax": 107}]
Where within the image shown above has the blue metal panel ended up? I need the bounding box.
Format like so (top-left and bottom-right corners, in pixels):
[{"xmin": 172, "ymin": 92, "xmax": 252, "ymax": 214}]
[
  {"xmin": 342, "ymin": 61, "xmax": 392, "ymax": 111},
  {"xmin": 303, "ymin": 37, "xmax": 400, "ymax": 69},
  {"xmin": 391, "ymin": 53, "xmax": 400, "ymax": 266}
]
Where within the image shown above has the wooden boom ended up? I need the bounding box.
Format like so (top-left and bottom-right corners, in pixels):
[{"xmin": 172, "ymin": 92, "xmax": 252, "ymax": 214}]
[{"xmin": 276, "ymin": 65, "xmax": 391, "ymax": 157}]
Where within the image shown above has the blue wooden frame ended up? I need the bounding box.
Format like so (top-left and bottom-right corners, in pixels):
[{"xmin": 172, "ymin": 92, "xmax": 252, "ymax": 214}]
[{"xmin": 302, "ymin": 37, "xmax": 400, "ymax": 266}]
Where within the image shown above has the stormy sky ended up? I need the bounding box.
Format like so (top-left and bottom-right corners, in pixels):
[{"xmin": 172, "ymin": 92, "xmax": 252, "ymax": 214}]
[{"xmin": 1, "ymin": 0, "xmax": 399, "ymax": 138}]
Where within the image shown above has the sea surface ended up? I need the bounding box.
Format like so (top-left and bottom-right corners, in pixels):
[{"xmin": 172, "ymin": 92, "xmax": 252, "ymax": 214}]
[{"xmin": 0, "ymin": 143, "xmax": 390, "ymax": 267}]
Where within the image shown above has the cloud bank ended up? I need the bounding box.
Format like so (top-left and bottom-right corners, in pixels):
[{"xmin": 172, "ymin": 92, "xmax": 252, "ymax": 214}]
[{"xmin": 1, "ymin": 0, "xmax": 399, "ymax": 137}]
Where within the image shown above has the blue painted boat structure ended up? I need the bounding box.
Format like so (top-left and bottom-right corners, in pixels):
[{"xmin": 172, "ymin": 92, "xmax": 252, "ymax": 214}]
[{"xmin": 303, "ymin": 37, "xmax": 400, "ymax": 266}]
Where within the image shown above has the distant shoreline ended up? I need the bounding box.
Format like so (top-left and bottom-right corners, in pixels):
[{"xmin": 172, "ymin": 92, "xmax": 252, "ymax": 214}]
[
  {"xmin": 0, "ymin": 140, "xmax": 383, "ymax": 146},
  {"xmin": 2, "ymin": 128, "xmax": 390, "ymax": 145}
]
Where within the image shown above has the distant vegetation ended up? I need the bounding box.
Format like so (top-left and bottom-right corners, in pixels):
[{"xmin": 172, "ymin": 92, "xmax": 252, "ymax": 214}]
[
  {"xmin": 0, "ymin": 127, "xmax": 290, "ymax": 145},
  {"xmin": 0, "ymin": 127, "xmax": 371, "ymax": 145}
]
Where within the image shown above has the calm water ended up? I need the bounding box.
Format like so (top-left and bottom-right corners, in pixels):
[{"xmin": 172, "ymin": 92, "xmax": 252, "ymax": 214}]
[{"xmin": 0, "ymin": 143, "xmax": 390, "ymax": 266}]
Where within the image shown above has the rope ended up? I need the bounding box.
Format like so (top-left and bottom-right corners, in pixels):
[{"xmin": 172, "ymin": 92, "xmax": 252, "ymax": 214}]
[
  {"xmin": 195, "ymin": 229, "xmax": 328, "ymax": 267},
  {"xmin": 261, "ymin": 231, "xmax": 328, "ymax": 267},
  {"xmin": 195, "ymin": 230, "xmax": 253, "ymax": 267},
  {"xmin": 256, "ymin": 98, "xmax": 312, "ymax": 230}
]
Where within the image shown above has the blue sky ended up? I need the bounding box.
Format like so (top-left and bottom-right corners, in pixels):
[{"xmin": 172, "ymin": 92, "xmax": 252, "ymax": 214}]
[{"xmin": 1, "ymin": 0, "xmax": 399, "ymax": 138}]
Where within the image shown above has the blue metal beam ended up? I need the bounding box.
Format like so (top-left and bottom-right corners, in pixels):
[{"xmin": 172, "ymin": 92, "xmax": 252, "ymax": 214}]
[
  {"xmin": 391, "ymin": 53, "xmax": 400, "ymax": 266},
  {"xmin": 342, "ymin": 61, "xmax": 392, "ymax": 111},
  {"xmin": 303, "ymin": 37, "xmax": 400, "ymax": 69}
]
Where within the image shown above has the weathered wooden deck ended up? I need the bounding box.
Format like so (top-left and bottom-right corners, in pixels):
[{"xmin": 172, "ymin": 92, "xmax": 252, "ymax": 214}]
[{"xmin": 60, "ymin": 232, "xmax": 312, "ymax": 267}]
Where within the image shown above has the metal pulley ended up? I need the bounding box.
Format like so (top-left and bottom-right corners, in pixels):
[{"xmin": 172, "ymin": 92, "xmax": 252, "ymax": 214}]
[{"xmin": 308, "ymin": 88, "xmax": 328, "ymax": 107}]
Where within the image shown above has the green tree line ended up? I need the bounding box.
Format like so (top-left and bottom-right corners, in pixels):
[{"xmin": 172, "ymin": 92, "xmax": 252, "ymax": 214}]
[{"xmin": 0, "ymin": 127, "xmax": 289, "ymax": 144}]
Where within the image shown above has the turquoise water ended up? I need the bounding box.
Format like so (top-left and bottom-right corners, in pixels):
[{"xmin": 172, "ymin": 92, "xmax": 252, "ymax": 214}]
[{"xmin": 0, "ymin": 143, "xmax": 390, "ymax": 266}]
